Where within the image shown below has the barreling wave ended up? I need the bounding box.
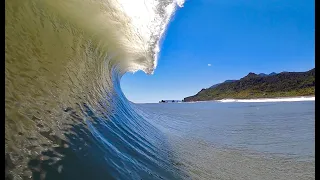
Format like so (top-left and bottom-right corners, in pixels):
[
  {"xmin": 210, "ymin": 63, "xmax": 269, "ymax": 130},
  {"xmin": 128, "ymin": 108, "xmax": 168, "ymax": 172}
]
[{"xmin": 5, "ymin": 0, "xmax": 186, "ymax": 179}]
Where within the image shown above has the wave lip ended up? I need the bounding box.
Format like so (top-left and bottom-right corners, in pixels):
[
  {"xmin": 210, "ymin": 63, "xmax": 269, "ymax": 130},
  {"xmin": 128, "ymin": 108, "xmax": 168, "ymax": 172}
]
[
  {"xmin": 115, "ymin": 0, "xmax": 185, "ymax": 74},
  {"xmin": 217, "ymin": 96, "xmax": 315, "ymax": 103}
]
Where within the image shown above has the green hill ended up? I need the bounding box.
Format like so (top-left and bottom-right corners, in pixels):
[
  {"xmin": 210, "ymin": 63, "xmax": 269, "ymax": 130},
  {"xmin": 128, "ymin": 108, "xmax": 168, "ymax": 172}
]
[{"xmin": 184, "ymin": 68, "xmax": 315, "ymax": 102}]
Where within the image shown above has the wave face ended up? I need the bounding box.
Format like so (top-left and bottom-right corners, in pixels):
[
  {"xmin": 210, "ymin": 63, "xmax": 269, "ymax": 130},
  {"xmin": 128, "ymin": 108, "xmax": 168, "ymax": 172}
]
[{"xmin": 5, "ymin": 0, "xmax": 186, "ymax": 179}]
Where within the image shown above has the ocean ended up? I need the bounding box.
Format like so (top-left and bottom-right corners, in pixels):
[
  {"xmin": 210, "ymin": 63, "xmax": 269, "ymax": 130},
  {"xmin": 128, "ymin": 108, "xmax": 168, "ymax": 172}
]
[
  {"xmin": 137, "ymin": 101, "xmax": 315, "ymax": 179},
  {"xmin": 5, "ymin": 0, "xmax": 314, "ymax": 179}
]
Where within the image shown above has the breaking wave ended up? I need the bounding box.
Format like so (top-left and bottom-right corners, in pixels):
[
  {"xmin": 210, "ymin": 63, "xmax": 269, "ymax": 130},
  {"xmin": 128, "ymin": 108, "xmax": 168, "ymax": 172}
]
[{"xmin": 5, "ymin": 0, "xmax": 186, "ymax": 179}]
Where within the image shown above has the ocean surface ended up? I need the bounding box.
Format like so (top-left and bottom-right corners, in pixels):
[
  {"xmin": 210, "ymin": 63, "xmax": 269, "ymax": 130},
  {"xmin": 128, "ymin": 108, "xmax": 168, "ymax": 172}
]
[
  {"xmin": 5, "ymin": 0, "xmax": 314, "ymax": 179},
  {"xmin": 136, "ymin": 101, "xmax": 315, "ymax": 180}
]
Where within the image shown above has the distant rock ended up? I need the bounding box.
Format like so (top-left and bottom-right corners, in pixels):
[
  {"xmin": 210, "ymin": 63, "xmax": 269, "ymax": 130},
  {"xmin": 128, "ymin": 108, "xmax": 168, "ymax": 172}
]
[{"xmin": 159, "ymin": 100, "xmax": 182, "ymax": 103}]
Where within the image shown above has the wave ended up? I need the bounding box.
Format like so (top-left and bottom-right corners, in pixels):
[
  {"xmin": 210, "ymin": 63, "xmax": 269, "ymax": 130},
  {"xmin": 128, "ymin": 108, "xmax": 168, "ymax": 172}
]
[{"xmin": 5, "ymin": 0, "xmax": 186, "ymax": 179}]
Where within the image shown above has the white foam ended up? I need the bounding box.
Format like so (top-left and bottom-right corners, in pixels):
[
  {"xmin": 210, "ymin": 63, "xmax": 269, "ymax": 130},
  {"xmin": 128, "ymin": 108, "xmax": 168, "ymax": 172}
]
[
  {"xmin": 217, "ymin": 96, "xmax": 315, "ymax": 103},
  {"xmin": 116, "ymin": 0, "xmax": 185, "ymax": 74}
]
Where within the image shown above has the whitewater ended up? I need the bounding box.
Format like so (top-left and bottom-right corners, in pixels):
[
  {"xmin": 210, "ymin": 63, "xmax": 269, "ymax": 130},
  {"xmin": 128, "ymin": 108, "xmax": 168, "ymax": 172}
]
[{"xmin": 5, "ymin": 0, "xmax": 314, "ymax": 180}]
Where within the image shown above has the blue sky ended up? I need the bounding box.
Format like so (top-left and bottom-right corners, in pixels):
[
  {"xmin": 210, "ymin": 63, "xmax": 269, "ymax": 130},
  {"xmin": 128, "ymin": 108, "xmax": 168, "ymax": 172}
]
[{"xmin": 121, "ymin": 0, "xmax": 315, "ymax": 103}]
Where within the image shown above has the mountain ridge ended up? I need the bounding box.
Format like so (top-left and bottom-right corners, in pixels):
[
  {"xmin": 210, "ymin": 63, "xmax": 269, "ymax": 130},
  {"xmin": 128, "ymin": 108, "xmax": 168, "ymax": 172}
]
[
  {"xmin": 184, "ymin": 68, "xmax": 315, "ymax": 102},
  {"xmin": 209, "ymin": 72, "xmax": 277, "ymax": 89}
]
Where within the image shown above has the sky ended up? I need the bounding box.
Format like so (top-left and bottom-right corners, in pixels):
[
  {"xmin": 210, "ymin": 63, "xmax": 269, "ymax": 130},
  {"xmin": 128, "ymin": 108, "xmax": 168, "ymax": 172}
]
[{"xmin": 121, "ymin": 0, "xmax": 315, "ymax": 103}]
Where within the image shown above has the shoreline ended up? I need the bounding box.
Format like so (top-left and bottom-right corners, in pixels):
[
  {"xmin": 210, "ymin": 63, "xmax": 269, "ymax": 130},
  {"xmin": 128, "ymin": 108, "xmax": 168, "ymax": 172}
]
[{"xmin": 184, "ymin": 96, "xmax": 315, "ymax": 103}]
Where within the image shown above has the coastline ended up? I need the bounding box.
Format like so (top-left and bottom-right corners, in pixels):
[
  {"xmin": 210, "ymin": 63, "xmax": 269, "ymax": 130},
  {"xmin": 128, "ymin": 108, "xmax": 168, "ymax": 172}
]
[{"xmin": 184, "ymin": 96, "xmax": 315, "ymax": 103}]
